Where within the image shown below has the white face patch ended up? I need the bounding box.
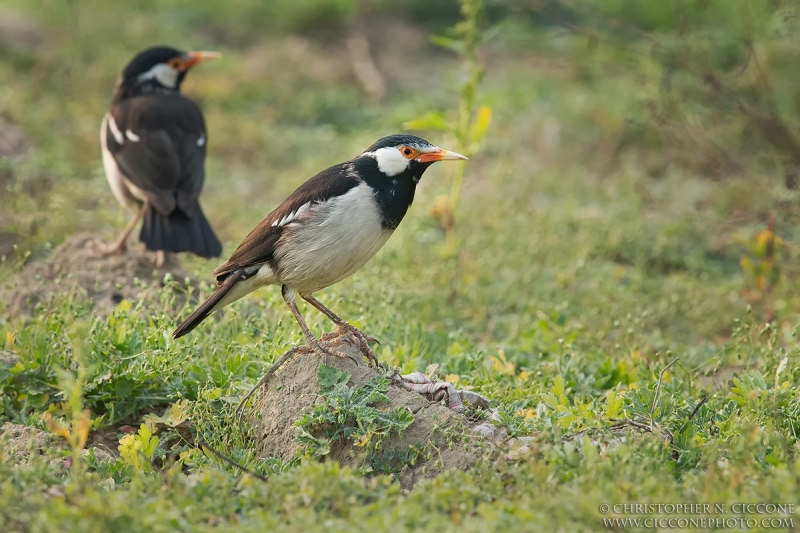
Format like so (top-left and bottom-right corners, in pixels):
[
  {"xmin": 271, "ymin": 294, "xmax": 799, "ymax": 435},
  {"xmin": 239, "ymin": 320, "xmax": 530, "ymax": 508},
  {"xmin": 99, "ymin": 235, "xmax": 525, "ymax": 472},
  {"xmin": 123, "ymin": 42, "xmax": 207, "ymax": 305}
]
[
  {"xmin": 138, "ymin": 63, "xmax": 179, "ymax": 89},
  {"xmin": 371, "ymin": 147, "xmax": 410, "ymax": 177}
]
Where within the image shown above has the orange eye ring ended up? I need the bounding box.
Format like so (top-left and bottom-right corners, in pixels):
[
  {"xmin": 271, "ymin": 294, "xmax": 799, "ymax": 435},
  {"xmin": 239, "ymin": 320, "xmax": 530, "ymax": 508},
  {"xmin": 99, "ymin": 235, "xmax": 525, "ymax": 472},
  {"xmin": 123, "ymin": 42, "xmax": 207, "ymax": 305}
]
[
  {"xmin": 168, "ymin": 58, "xmax": 184, "ymax": 70},
  {"xmin": 399, "ymin": 146, "xmax": 418, "ymax": 159}
]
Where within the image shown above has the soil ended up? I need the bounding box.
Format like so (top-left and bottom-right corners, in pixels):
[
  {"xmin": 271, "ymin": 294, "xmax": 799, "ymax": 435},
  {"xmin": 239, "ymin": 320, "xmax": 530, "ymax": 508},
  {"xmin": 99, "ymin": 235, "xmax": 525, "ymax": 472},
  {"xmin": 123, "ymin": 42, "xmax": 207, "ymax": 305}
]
[
  {"xmin": 0, "ymin": 11, "xmax": 44, "ymax": 52},
  {"xmin": 0, "ymin": 422, "xmax": 119, "ymax": 469},
  {"xmin": 0, "ymin": 232, "xmax": 18, "ymax": 259},
  {"xmin": 252, "ymin": 340, "xmax": 505, "ymax": 490},
  {"xmin": 0, "ymin": 233, "xmax": 193, "ymax": 318},
  {"xmin": 696, "ymin": 364, "xmax": 747, "ymax": 390},
  {"xmin": 0, "ymin": 422, "xmax": 52, "ymax": 463},
  {"xmin": 0, "ymin": 116, "xmax": 31, "ymax": 159}
]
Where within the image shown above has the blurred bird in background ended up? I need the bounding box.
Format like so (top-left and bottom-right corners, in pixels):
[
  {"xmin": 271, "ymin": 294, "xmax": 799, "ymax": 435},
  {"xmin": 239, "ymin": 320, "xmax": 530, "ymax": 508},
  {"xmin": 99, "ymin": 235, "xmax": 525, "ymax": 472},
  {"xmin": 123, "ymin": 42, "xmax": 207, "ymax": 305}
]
[
  {"xmin": 173, "ymin": 134, "xmax": 467, "ymax": 365},
  {"xmin": 100, "ymin": 46, "xmax": 223, "ymax": 266}
]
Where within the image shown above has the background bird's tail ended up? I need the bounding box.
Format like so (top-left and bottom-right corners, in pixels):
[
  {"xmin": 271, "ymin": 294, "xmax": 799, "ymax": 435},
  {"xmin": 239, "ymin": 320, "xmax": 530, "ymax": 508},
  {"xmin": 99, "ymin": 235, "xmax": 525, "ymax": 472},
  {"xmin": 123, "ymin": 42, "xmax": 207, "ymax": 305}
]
[
  {"xmin": 173, "ymin": 271, "xmax": 245, "ymax": 338},
  {"xmin": 140, "ymin": 203, "xmax": 222, "ymax": 258}
]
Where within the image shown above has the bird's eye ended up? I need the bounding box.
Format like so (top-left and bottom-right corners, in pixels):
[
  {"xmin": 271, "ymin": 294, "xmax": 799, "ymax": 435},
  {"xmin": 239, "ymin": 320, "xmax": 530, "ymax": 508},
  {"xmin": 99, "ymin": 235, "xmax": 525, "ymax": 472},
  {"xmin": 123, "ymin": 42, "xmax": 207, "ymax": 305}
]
[
  {"xmin": 399, "ymin": 146, "xmax": 418, "ymax": 159},
  {"xmin": 168, "ymin": 58, "xmax": 184, "ymax": 70}
]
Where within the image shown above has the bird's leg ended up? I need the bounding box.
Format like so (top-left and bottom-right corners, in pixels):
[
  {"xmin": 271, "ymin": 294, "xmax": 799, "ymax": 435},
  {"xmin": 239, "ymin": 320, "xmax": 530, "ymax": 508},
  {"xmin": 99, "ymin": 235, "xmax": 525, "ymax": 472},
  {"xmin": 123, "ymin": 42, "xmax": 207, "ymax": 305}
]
[
  {"xmin": 300, "ymin": 293, "xmax": 379, "ymax": 367},
  {"xmin": 100, "ymin": 202, "xmax": 147, "ymax": 256},
  {"xmin": 282, "ymin": 286, "xmax": 358, "ymax": 365}
]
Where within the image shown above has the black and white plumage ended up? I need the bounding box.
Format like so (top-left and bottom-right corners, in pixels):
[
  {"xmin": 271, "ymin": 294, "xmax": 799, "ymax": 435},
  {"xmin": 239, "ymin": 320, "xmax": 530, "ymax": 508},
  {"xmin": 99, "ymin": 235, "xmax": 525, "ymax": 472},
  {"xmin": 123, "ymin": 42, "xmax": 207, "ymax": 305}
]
[
  {"xmin": 100, "ymin": 46, "xmax": 223, "ymax": 265},
  {"xmin": 173, "ymin": 134, "xmax": 467, "ymax": 364}
]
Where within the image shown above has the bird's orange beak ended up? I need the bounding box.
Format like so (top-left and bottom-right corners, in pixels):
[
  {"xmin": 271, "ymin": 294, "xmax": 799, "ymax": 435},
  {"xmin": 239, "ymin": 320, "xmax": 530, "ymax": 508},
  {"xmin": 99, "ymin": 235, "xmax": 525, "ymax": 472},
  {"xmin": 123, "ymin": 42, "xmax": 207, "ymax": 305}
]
[
  {"xmin": 416, "ymin": 148, "xmax": 469, "ymax": 163},
  {"xmin": 183, "ymin": 51, "xmax": 222, "ymax": 70}
]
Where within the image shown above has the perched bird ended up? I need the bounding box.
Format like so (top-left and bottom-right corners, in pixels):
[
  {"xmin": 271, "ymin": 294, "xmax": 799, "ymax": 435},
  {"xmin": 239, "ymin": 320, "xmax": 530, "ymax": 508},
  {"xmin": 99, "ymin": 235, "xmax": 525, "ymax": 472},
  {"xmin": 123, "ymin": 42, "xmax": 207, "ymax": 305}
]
[
  {"xmin": 173, "ymin": 134, "xmax": 467, "ymax": 364},
  {"xmin": 100, "ymin": 46, "xmax": 223, "ymax": 266}
]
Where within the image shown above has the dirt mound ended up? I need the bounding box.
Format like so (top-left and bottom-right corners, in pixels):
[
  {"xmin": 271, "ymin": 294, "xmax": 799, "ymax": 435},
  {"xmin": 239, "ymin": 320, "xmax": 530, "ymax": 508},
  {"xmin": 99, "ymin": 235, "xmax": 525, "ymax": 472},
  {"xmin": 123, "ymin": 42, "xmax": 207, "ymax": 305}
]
[
  {"xmin": 0, "ymin": 116, "xmax": 31, "ymax": 159},
  {"xmin": 0, "ymin": 233, "xmax": 192, "ymax": 318},
  {"xmin": 252, "ymin": 341, "xmax": 504, "ymax": 490},
  {"xmin": 0, "ymin": 11, "xmax": 44, "ymax": 52},
  {"xmin": 0, "ymin": 422, "xmax": 52, "ymax": 464}
]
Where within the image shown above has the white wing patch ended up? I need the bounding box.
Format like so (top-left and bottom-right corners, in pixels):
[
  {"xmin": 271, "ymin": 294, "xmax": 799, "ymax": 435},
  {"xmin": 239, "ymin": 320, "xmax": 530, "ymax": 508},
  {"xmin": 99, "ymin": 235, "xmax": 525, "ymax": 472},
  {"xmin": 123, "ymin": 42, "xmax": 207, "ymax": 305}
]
[
  {"xmin": 271, "ymin": 201, "xmax": 312, "ymax": 227},
  {"xmin": 197, "ymin": 134, "xmax": 205, "ymax": 147},
  {"xmin": 108, "ymin": 116, "xmax": 124, "ymax": 144},
  {"xmin": 125, "ymin": 129, "xmax": 140, "ymax": 142}
]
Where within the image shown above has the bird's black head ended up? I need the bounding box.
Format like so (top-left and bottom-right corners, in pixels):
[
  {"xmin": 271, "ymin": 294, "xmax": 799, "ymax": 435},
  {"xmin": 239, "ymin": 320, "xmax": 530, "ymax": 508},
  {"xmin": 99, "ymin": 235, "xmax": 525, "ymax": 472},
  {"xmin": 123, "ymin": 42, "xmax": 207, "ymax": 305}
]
[
  {"xmin": 353, "ymin": 134, "xmax": 468, "ymax": 229},
  {"xmin": 359, "ymin": 134, "xmax": 467, "ymax": 184},
  {"xmin": 113, "ymin": 46, "xmax": 221, "ymax": 101}
]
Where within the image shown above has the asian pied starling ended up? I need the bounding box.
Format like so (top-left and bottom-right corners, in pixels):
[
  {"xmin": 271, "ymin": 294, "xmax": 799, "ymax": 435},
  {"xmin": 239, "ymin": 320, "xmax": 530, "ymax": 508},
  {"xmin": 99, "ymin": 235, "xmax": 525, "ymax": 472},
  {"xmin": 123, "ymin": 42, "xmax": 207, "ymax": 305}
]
[
  {"xmin": 173, "ymin": 134, "xmax": 467, "ymax": 364},
  {"xmin": 100, "ymin": 46, "xmax": 223, "ymax": 266}
]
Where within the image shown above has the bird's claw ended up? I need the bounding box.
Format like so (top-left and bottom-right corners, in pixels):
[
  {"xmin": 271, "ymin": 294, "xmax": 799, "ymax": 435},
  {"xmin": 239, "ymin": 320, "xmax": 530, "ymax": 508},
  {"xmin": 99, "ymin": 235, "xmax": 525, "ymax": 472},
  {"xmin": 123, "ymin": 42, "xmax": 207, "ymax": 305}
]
[
  {"xmin": 309, "ymin": 339, "xmax": 359, "ymax": 366},
  {"xmin": 355, "ymin": 330, "xmax": 380, "ymax": 345},
  {"xmin": 320, "ymin": 324, "xmax": 380, "ymax": 367},
  {"xmin": 340, "ymin": 324, "xmax": 379, "ymax": 367},
  {"xmin": 320, "ymin": 331, "xmax": 342, "ymax": 342}
]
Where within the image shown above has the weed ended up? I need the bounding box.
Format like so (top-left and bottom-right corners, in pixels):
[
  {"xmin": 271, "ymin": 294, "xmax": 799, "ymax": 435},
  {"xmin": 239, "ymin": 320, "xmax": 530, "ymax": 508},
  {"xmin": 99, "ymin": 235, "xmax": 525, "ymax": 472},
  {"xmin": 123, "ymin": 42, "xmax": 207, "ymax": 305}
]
[
  {"xmin": 117, "ymin": 423, "xmax": 159, "ymax": 473},
  {"xmin": 405, "ymin": 0, "xmax": 492, "ymax": 239},
  {"xmin": 294, "ymin": 364, "xmax": 415, "ymax": 474},
  {"xmin": 41, "ymin": 322, "xmax": 93, "ymax": 483}
]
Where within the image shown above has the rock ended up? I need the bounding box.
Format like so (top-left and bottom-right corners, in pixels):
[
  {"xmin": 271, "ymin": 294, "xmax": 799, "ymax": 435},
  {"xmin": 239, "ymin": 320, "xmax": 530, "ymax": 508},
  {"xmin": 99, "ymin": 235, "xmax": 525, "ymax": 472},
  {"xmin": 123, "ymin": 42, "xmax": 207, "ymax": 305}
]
[
  {"xmin": 82, "ymin": 447, "xmax": 114, "ymax": 463},
  {"xmin": 472, "ymin": 422, "xmax": 499, "ymax": 438},
  {"xmin": 0, "ymin": 350, "xmax": 19, "ymax": 367}
]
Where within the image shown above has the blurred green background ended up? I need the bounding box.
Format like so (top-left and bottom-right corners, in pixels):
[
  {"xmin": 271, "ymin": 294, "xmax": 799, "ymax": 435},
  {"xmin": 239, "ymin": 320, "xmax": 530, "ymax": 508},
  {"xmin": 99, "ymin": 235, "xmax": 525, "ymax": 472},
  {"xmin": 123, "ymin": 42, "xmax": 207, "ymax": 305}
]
[
  {"xmin": 3, "ymin": 0, "xmax": 800, "ymax": 333},
  {"xmin": 3, "ymin": 0, "xmax": 800, "ymax": 530}
]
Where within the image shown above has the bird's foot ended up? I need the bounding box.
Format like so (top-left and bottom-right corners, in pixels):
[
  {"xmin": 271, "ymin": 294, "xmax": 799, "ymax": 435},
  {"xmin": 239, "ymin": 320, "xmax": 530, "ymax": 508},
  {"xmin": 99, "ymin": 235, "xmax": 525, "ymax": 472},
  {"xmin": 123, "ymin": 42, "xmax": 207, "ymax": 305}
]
[
  {"xmin": 155, "ymin": 250, "xmax": 167, "ymax": 268},
  {"xmin": 308, "ymin": 339, "xmax": 360, "ymax": 366},
  {"xmin": 320, "ymin": 325, "xmax": 380, "ymax": 345},
  {"xmin": 321, "ymin": 323, "xmax": 380, "ymax": 367}
]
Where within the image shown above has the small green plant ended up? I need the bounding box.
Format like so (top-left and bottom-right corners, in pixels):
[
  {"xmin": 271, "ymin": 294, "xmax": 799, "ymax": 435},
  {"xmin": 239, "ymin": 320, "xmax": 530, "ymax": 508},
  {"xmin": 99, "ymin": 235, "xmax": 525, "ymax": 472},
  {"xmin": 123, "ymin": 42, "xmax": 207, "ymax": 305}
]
[
  {"xmin": 42, "ymin": 323, "xmax": 94, "ymax": 482},
  {"xmin": 739, "ymin": 214, "xmax": 785, "ymax": 322},
  {"xmin": 118, "ymin": 423, "xmax": 160, "ymax": 473},
  {"xmin": 294, "ymin": 365, "xmax": 415, "ymax": 474},
  {"xmin": 404, "ymin": 0, "xmax": 492, "ymax": 240}
]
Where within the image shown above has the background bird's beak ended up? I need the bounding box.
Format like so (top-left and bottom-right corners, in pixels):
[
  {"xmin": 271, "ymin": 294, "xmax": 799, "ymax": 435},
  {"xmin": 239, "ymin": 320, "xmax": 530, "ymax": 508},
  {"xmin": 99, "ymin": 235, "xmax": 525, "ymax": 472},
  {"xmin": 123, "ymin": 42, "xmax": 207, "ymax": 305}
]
[
  {"xmin": 416, "ymin": 148, "xmax": 469, "ymax": 163},
  {"xmin": 183, "ymin": 51, "xmax": 223, "ymax": 70}
]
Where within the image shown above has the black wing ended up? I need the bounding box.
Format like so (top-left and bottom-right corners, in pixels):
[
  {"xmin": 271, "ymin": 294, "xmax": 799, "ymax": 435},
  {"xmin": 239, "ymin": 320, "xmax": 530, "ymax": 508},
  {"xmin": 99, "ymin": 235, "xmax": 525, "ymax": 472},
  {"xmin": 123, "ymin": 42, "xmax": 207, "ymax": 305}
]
[
  {"xmin": 213, "ymin": 162, "xmax": 361, "ymax": 280},
  {"xmin": 105, "ymin": 94, "xmax": 207, "ymax": 217}
]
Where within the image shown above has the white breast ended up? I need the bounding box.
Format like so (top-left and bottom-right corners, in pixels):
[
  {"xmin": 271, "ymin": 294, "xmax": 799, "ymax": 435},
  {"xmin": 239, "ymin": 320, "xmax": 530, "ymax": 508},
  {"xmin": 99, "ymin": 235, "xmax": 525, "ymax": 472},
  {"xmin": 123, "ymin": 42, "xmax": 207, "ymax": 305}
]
[{"xmin": 274, "ymin": 182, "xmax": 393, "ymax": 294}]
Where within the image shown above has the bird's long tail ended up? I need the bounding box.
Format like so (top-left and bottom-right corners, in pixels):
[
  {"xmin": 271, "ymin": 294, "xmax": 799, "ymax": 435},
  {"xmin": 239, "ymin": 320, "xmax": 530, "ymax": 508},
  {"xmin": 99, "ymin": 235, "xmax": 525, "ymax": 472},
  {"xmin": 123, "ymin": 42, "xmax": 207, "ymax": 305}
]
[
  {"xmin": 173, "ymin": 271, "xmax": 246, "ymax": 339},
  {"xmin": 140, "ymin": 203, "xmax": 222, "ymax": 258}
]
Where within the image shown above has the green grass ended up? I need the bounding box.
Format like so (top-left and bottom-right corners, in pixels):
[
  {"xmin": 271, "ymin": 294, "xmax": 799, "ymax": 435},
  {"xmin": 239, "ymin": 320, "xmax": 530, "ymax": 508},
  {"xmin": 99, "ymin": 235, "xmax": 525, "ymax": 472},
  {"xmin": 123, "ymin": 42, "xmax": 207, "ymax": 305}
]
[{"xmin": 3, "ymin": 0, "xmax": 800, "ymax": 531}]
